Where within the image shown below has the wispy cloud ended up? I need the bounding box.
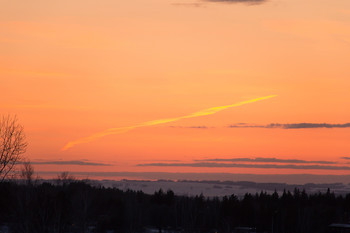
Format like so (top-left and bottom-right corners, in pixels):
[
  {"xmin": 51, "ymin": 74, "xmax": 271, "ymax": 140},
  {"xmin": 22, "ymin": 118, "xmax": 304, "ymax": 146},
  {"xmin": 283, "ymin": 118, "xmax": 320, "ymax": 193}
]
[
  {"xmin": 169, "ymin": 122, "xmax": 350, "ymax": 130},
  {"xmin": 138, "ymin": 162, "xmax": 350, "ymax": 170},
  {"xmin": 62, "ymin": 95, "xmax": 276, "ymax": 150},
  {"xmin": 169, "ymin": 126, "xmax": 209, "ymax": 129},
  {"xmin": 172, "ymin": 0, "xmax": 266, "ymax": 7},
  {"xmin": 204, "ymin": 0, "xmax": 267, "ymax": 5},
  {"xmin": 228, "ymin": 123, "xmax": 350, "ymax": 129},
  {"xmin": 341, "ymin": 157, "xmax": 350, "ymax": 160},
  {"xmin": 172, "ymin": 3, "xmax": 204, "ymax": 7},
  {"xmin": 197, "ymin": 157, "xmax": 336, "ymax": 164},
  {"xmin": 29, "ymin": 160, "xmax": 112, "ymax": 166}
]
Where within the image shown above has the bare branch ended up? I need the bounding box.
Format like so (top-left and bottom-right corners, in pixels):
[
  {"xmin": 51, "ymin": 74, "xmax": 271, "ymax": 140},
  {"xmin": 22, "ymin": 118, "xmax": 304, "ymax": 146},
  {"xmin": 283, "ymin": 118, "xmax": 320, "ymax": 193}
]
[
  {"xmin": 0, "ymin": 115, "xmax": 28, "ymax": 182},
  {"xmin": 21, "ymin": 160, "xmax": 34, "ymax": 185}
]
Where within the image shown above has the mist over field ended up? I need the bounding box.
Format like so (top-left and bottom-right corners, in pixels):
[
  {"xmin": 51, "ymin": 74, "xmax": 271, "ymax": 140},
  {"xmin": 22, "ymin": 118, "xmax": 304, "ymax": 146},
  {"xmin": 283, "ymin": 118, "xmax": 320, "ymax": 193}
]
[{"xmin": 35, "ymin": 171, "xmax": 350, "ymax": 197}]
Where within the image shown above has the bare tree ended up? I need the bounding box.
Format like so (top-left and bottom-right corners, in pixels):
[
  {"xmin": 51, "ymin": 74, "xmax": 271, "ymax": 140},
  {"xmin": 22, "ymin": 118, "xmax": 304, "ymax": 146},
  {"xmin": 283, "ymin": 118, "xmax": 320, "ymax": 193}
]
[
  {"xmin": 0, "ymin": 115, "xmax": 28, "ymax": 181},
  {"xmin": 56, "ymin": 171, "xmax": 75, "ymax": 185},
  {"xmin": 21, "ymin": 160, "xmax": 34, "ymax": 185}
]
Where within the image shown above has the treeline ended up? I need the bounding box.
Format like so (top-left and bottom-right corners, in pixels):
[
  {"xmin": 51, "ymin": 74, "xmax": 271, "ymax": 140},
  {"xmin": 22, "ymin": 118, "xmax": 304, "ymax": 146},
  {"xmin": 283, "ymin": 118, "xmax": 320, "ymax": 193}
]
[{"xmin": 0, "ymin": 179, "xmax": 349, "ymax": 233}]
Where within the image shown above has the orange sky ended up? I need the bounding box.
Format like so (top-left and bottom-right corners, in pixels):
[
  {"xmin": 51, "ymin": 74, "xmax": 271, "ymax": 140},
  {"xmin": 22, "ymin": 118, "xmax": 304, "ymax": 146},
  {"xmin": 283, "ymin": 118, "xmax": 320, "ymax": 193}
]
[{"xmin": 1, "ymin": 0, "xmax": 350, "ymax": 180}]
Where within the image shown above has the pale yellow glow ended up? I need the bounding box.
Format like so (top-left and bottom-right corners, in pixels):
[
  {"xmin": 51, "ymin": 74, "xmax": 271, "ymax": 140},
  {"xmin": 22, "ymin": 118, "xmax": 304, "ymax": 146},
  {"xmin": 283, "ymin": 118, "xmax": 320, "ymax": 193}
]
[{"xmin": 62, "ymin": 95, "xmax": 277, "ymax": 150}]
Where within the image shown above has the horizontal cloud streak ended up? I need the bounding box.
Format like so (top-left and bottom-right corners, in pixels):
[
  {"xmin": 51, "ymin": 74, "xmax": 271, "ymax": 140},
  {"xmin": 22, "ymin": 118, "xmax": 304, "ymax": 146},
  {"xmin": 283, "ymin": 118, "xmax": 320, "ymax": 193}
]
[
  {"xmin": 29, "ymin": 160, "xmax": 112, "ymax": 166},
  {"xmin": 228, "ymin": 123, "xmax": 350, "ymax": 129},
  {"xmin": 172, "ymin": 0, "xmax": 266, "ymax": 8},
  {"xmin": 138, "ymin": 162, "xmax": 350, "ymax": 170},
  {"xmin": 169, "ymin": 126, "xmax": 208, "ymax": 129},
  {"xmin": 172, "ymin": 3, "xmax": 204, "ymax": 7},
  {"xmin": 197, "ymin": 157, "xmax": 336, "ymax": 164},
  {"xmin": 204, "ymin": 0, "xmax": 267, "ymax": 4},
  {"xmin": 62, "ymin": 95, "xmax": 276, "ymax": 150}
]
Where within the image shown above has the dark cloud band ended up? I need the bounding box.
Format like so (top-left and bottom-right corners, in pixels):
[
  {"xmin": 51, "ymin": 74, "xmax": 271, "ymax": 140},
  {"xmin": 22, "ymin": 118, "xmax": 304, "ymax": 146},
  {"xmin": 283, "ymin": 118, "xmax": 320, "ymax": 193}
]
[
  {"xmin": 138, "ymin": 162, "xmax": 350, "ymax": 170},
  {"xmin": 228, "ymin": 123, "xmax": 350, "ymax": 129},
  {"xmin": 197, "ymin": 157, "xmax": 335, "ymax": 164},
  {"xmin": 30, "ymin": 160, "xmax": 112, "ymax": 166}
]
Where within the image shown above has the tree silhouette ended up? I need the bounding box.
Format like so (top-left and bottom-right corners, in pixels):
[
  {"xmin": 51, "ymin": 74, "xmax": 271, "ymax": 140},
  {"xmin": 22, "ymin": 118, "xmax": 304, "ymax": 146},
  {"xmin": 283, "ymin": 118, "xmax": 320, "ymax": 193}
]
[
  {"xmin": 20, "ymin": 160, "xmax": 34, "ymax": 185},
  {"xmin": 0, "ymin": 115, "xmax": 27, "ymax": 181}
]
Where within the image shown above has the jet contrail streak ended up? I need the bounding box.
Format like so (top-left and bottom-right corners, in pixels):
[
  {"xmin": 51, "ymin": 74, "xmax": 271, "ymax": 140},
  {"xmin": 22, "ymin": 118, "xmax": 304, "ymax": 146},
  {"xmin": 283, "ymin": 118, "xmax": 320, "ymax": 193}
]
[{"xmin": 62, "ymin": 95, "xmax": 277, "ymax": 150}]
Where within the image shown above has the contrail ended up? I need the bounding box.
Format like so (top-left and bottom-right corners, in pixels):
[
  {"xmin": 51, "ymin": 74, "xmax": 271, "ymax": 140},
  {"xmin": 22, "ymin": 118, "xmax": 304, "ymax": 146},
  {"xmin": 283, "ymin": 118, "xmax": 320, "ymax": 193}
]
[{"xmin": 62, "ymin": 95, "xmax": 277, "ymax": 150}]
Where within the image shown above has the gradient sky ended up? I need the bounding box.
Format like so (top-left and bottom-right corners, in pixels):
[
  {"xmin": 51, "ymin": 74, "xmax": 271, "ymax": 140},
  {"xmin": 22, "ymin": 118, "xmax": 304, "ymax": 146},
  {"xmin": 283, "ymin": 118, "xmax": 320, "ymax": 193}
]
[{"xmin": 2, "ymin": 0, "xmax": 350, "ymax": 180}]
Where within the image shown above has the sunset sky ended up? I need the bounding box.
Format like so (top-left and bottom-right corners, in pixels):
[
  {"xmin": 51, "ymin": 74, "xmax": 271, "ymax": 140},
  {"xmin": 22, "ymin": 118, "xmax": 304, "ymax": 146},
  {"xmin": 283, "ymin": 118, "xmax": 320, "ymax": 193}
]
[{"xmin": 2, "ymin": 0, "xmax": 350, "ymax": 181}]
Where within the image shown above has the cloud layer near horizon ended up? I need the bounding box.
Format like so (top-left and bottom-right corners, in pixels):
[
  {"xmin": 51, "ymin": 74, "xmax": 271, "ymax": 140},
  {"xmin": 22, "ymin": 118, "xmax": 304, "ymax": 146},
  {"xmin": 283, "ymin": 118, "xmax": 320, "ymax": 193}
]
[
  {"xmin": 168, "ymin": 122, "xmax": 350, "ymax": 130},
  {"xmin": 228, "ymin": 123, "xmax": 350, "ymax": 129},
  {"xmin": 196, "ymin": 157, "xmax": 336, "ymax": 164},
  {"xmin": 28, "ymin": 160, "xmax": 112, "ymax": 166},
  {"xmin": 137, "ymin": 162, "xmax": 350, "ymax": 170},
  {"xmin": 137, "ymin": 156, "xmax": 350, "ymax": 170}
]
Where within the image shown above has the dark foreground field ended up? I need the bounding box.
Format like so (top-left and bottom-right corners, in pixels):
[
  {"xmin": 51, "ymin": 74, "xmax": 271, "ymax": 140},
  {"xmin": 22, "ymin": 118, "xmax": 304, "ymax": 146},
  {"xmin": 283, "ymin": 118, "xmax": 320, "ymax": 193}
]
[{"xmin": 0, "ymin": 180, "xmax": 350, "ymax": 233}]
